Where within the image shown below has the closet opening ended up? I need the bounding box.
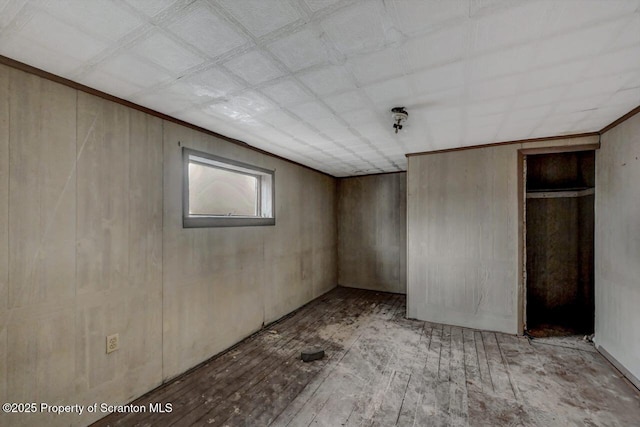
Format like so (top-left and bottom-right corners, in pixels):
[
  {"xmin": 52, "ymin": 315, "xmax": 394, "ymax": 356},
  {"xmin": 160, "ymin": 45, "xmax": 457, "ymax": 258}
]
[{"xmin": 524, "ymin": 150, "xmax": 595, "ymax": 338}]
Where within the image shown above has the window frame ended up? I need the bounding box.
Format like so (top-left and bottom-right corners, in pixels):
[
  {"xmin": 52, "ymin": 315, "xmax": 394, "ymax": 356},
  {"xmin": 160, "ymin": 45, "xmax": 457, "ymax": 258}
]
[{"xmin": 182, "ymin": 147, "xmax": 275, "ymax": 228}]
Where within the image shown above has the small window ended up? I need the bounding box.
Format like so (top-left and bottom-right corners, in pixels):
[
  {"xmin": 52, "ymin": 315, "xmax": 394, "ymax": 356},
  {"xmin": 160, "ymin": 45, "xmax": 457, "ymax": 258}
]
[{"xmin": 183, "ymin": 148, "xmax": 275, "ymax": 227}]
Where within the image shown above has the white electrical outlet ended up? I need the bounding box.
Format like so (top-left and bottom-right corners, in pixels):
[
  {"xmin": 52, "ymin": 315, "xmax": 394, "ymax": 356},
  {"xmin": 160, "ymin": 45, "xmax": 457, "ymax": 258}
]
[{"xmin": 106, "ymin": 333, "xmax": 119, "ymax": 354}]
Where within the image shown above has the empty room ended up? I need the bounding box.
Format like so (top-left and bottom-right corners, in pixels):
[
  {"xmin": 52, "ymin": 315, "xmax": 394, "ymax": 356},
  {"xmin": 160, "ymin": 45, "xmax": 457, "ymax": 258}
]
[{"xmin": 1, "ymin": 0, "xmax": 639, "ymax": 426}]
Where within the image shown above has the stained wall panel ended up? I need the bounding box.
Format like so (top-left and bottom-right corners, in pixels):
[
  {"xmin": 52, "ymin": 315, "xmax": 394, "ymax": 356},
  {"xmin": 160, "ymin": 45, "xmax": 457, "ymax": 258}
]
[
  {"xmin": 407, "ymin": 135, "xmax": 599, "ymax": 334},
  {"xmin": 596, "ymin": 112, "xmax": 640, "ymax": 387},
  {"xmin": 0, "ymin": 61, "xmax": 336, "ymax": 427},
  {"xmin": 76, "ymin": 94, "xmax": 130, "ymax": 295},
  {"xmin": 0, "ymin": 64, "xmax": 8, "ymax": 407},
  {"xmin": 338, "ymin": 173, "xmax": 406, "ymax": 293},
  {"xmin": 162, "ymin": 122, "xmax": 337, "ymax": 380},
  {"xmin": 8, "ymin": 69, "xmax": 76, "ymax": 308}
]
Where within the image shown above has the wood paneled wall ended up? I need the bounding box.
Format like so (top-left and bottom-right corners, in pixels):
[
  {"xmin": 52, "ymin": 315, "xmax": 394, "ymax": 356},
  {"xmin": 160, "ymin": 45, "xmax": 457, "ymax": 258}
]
[
  {"xmin": 0, "ymin": 63, "xmax": 337, "ymax": 427},
  {"xmin": 406, "ymin": 135, "xmax": 599, "ymax": 334},
  {"xmin": 596, "ymin": 112, "xmax": 640, "ymax": 388},
  {"xmin": 337, "ymin": 173, "xmax": 406, "ymax": 294}
]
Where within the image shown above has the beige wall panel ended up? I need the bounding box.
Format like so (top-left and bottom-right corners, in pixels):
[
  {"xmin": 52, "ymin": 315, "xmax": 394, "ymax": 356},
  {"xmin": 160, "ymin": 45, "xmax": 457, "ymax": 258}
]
[
  {"xmin": 0, "ymin": 65, "xmax": 8, "ymax": 408},
  {"xmin": 406, "ymin": 135, "xmax": 600, "ymax": 334},
  {"xmin": 6, "ymin": 308, "xmax": 75, "ymax": 404},
  {"xmin": 408, "ymin": 146, "xmax": 518, "ymax": 333},
  {"xmin": 0, "ymin": 312, "xmax": 6, "ymax": 407},
  {"xmin": 338, "ymin": 173, "xmax": 406, "ymax": 293},
  {"xmin": 162, "ymin": 122, "xmax": 269, "ymax": 380},
  {"xmin": 128, "ymin": 110, "xmax": 163, "ymax": 291},
  {"xmin": 0, "ymin": 65, "xmax": 8, "ymax": 313},
  {"xmin": 76, "ymin": 93, "xmax": 130, "ymax": 295},
  {"xmin": 596, "ymin": 113, "xmax": 640, "ymax": 385},
  {"xmin": 8, "ymin": 70, "xmax": 76, "ymax": 308},
  {"xmin": 163, "ymin": 121, "xmax": 337, "ymax": 380},
  {"xmin": 74, "ymin": 95, "xmax": 164, "ymax": 415},
  {"xmin": 0, "ymin": 62, "xmax": 335, "ymax": 426}
]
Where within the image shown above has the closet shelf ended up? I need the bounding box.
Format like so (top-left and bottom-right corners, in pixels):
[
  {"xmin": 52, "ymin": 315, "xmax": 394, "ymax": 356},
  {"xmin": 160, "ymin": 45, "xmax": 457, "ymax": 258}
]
[{"xmin": 526, "ymin": 187, "xmax": 594, "ymax": 199}]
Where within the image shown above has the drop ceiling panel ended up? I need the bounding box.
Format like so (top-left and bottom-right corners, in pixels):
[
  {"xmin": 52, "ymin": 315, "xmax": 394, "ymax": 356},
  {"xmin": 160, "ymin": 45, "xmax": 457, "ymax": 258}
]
[
  {"xmin": 167, "ymin": 4, "xmax": 248, "ymax": 58},
  {"xmin": 217, "ymin": 0, "xmax": 302, "ymax": 38},
  {"xmin": 130, "ymin": 30, "xmax": 206, "ymax": 75},
  {"xmin": 346, "ymin": 47, "xmax": 405, "ymax": 86},
  {"xmin": 265, "ymin": 27, "xmax": 330, "ymax": 72},
  {"xmin": 1, "ymin": 0, "xmax": 639, "ymax": 176},
  {"xmin": 40, "ymin": 0, "xmax": 145, "ymax": 42},
  {"xmin": 261, "ymin": 79, "xmax": 315, "ymax": 106},
  {"xmin": 124, "ymin": 0, "xmax": 179, "ymax": 18},
  {"xmin": 223, "ymin": 49, "xmax": 286, "ymax": 85},
  {"xmin": 320, "ymin": 1, "xmax": 387, "ymax": 55},
  {"xmin": 298, "ymin": 65, "xmax": 356, "ymax": 96},
  {"xmin": 180, "ymin": 67, "xmax": 243, "ymax": 100}
]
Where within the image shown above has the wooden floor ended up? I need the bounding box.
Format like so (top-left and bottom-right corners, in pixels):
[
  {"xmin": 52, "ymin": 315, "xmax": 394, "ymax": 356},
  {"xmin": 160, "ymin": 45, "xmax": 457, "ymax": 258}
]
[{"xmin": 93, "ymin": 287, "xmax": 640, "ymax": 427}]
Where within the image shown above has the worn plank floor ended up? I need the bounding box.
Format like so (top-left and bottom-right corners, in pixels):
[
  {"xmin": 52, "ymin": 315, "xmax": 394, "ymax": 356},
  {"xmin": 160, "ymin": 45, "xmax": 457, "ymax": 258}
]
[{"xmin": 93, "ymin": 287, "xmax": 640, "ymax": 427}]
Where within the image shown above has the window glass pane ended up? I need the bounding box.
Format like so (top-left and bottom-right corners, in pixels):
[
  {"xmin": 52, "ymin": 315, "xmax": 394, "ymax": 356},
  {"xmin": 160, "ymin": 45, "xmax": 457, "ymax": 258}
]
[{"xmin": 188, "ymin": 162, "xmax": 258, "ymax": 216}]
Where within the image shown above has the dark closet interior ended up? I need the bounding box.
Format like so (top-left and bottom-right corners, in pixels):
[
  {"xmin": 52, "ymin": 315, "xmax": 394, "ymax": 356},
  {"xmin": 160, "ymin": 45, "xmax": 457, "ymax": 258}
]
[{"xmin": 525, "ymin": 150, "xmax": 595, "ymax": 337}]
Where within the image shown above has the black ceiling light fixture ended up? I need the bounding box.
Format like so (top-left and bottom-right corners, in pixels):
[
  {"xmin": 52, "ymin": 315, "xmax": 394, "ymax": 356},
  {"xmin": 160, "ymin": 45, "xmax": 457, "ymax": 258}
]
[{"xmin": 391, "ymin": 107, "xmax": 408, "ymax": 134}]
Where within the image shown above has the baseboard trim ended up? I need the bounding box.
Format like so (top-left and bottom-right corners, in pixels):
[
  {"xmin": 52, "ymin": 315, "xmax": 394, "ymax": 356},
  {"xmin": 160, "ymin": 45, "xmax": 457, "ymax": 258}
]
[{"xmin": 596, "ymin": 344, "xmax": 640, "ymax": 392}]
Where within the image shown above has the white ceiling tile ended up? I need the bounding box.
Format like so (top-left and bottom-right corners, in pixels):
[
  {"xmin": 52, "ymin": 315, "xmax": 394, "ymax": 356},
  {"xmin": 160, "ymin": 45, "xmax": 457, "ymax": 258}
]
[
  {"xmin": 341, "ymin": 109, "xmax": 381, "ymax": 126},
  {"xmin": 124, "ymin": 0, "xmax": 179, "ymax": 18},
  {"xmin": 608, "ymin": 13, "xmax": 640, "ymax": 50},
  {"xmin": 553, "ymin": 96, "xmax": 608, "ymax": 115},
  {"xmin": 470, "ymin": 44, "xmax": 534, "ymax": 82},
  {"xmin": 346, "ymin": 47, "xmax": 404, "ymax": 86},
  {"xmin": 303, "ymin": 0, "xmax": 342, "ymax": 13},
  {"xmin": 431, "ymin": 121, "xmax": 462, "ymax": 147},
  {"xmin": 469, "ymin": 0, "xmax": 519, "ymax": 18},
  {"xmin": 495, "ymin": 120, "xmax": 537, "ymax": 141},
  {"xmin": 508, "ymin": 105, "xmax": 553, "ymax": 124},
  {"xmin": 520, "ymin": 59, "xmax": 590, "ymax": 92},
  {"xmin": 472, "ymin": 2, "xmax": 551, "ymax": 53},
  {"xmin": 543, "ymin": 0, "xmax": 639, "ymax": 37},
  {"xmin": 180, "ymin": 67, "xmax": 243, "ymax": 100},
  {"xmin": 78, "ymin": 68, "xmax": 143, "ymax": 98},
  {"xmin": 533, "ymin": 20, "xmax": 621, "ymax": 68},
  {"xmin": 9, "ymin": 12, "xmax": 109, "ymax": 65},
  {"xmin": 168, "ymin": 4, "xmax": 248, "ymax": 58},
  {"xmin": 322, "ymin": 126, "xmax": 357, "ymax": 142},
  {"xmin": 411, "ymin": 62, "xmax": 465, "ymax": 97},
  {"xmin": 583, "ymin": 45, "xmax": 640, "ymax": 80},
  {"xmin": 130, "ymin": 31, "xmax": 205, "ymax": 75},
  {"xmin": 223, "ymin": 50, "xmax": 285, "ymax": 85},
  {"xmin": 229, "ymin": 90, "xmax": 276, "ymax": 116},
  {"xmin": 266, "ymin": 27, "xmax": 330, "ymax": 72},
  {"xmin": 41, "ymin": 0, "xmax": 145, "ymax": 41},
  {"xmin": 565, "ymin": 72, "xmax": 637, "ymax": 101},
  {"xmin": 403, "ymin": 23, "xmax": 469, "ymax": 72},
  {"xmin": 298, "ymin": 65, "xmax": 355, "ymax": 96},
  {"xmin": 467, "ymin": 98, "xmax": 512, "ymax": 117},
  {"xmin": 261, "ymin": 79, "xmax": 314, "ymax": 106},
  {"xmin": 390, "ymin": 0, "xmax": 469, "ymax": 36},
  {"xmin": 513, "ymin": 87, "xmax": 562, "ymax": 110},
  {"xmin": 0, "ymin": 0, "xmax": 28, "ymax": 29},
  {"xmin": 292, "ymin": 101, "xmax": 335, "ymax": 123},
  {"xmin": 621, "ymin": 71, "xmax": 640, "ymax": 91},
  {"xmin": 363, "ymin": 76, "xmax": 412, "ymax": 110},
  {"xmin": 133, "ymin": 82, "xmax": 195, "ymax": 113},
  {"xmin": 0, "ymin": 32, "xmax": 83, "ymax": 76},
  {"xmin": 320, "ymin": 1, "xmax": 386, "ymax": 55},
  {"xmin": 469, "ymin": 75, "xmax": 522, "ymax": 102},
  {"xmin": 606, "ymin": 86, "xmax": 640, "ymax": 108},
  {"xmin": 323, "ymin": 90, "xmax": 370, "ymax": 113},
  {"xmin": 217, "ymin": 0, "xmax": 301, "ymax": 38},
  {"xmin": 95, "ymin": 53, "xmax": 174, "ymax": 90}
]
